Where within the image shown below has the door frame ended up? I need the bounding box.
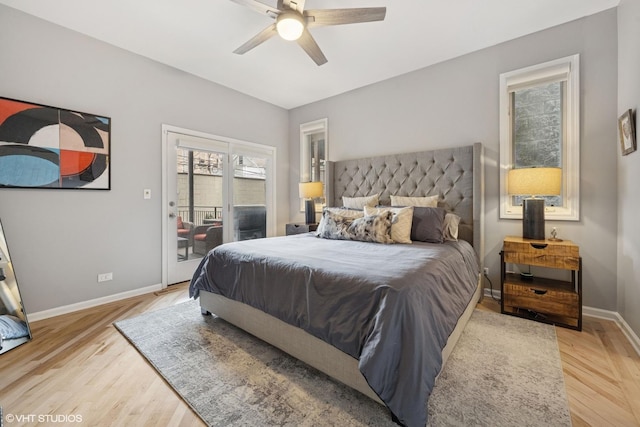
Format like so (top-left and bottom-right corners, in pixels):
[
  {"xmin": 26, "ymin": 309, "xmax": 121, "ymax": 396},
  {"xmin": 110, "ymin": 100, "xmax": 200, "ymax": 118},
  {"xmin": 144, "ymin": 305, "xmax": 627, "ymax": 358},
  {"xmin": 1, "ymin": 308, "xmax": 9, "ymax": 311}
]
[{"xmin": 161, "ymin": 124, "xmax": 276, "ymax": 288}]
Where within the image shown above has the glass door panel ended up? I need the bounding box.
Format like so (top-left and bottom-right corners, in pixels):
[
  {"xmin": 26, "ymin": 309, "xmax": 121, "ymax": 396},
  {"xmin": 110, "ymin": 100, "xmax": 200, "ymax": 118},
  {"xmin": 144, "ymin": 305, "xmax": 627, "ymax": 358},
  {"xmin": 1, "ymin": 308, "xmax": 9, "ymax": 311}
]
[
  {"xmin": 232, "ymin": 153, "xmax": 267, "ymax": 241},
  {"xmin": 165, "ymin": 129, "xmax": 229, "ymax": 285},
  {"xmin": 177, "ymin": 148, "xmax": 225, "ymax": 262}
]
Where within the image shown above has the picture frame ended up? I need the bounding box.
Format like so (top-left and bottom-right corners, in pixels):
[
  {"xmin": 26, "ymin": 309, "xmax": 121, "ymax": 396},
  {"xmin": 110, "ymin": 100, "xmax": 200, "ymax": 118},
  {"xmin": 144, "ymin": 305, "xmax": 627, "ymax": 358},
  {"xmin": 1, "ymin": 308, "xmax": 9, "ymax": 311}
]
[
  {"xmin": 618, "ymin": 109, "xmax": 636, "ymax": 156},
  {"xmin": 0, "ymin": 96, "xmax": 111, "ymax": 189}
]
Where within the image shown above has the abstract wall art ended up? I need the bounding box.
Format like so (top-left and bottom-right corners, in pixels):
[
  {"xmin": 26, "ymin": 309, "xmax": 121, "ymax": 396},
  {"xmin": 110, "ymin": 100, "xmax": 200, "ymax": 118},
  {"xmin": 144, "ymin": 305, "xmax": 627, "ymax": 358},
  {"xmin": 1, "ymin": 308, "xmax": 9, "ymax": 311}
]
[{"xmin": 0, "ymin": 97, "xmax": 111, "ymax": 189}]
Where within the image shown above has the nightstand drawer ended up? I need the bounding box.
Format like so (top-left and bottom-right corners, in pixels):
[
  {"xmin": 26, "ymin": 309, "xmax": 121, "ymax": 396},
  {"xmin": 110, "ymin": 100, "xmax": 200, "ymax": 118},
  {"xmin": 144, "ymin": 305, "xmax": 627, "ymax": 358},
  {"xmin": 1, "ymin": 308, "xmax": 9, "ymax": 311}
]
[
  {"xmin": 286, "ymin": 223, "xmax": 318, "ymax": 235},
  {"xmin": 503, "ymin": 252, "xmax": 580, "ymax": 270},
  {"xmin": 503, "ymin": 237, "xmax": 580, "ymax": 269},
  {"xmin": 503, "ymin": 282, "xmax": 579, "ymax": 318}
]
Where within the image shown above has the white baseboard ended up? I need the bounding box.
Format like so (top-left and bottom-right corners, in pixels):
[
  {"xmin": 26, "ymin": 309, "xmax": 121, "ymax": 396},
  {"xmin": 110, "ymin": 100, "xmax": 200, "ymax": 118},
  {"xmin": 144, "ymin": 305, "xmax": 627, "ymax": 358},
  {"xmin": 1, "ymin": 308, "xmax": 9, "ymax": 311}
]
[
  {"xmin": 482, "ymin": 288, "xmax": 640, "ymax": 357},
  {"xmin": 483, "ymin": 288, "xmax": 502, "ymax": 301},
  {"xmin": 27, "ymin": 283, "xmax": 163, "ymax": 322},
  {"xmin": 24, "ymin": 285, "xmax": 640, "ymax": 358},
  {"xmin": 582, "ymin": 306, "xmax": 640, "ymax": 357}
]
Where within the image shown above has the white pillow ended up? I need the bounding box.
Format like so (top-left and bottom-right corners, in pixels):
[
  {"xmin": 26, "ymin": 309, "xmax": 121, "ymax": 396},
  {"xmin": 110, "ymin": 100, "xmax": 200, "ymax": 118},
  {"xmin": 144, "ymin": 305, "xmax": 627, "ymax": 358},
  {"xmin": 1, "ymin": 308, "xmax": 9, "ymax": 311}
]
[
  {"xmin": 316, "ymin": 207, "xmax": 364, "ymax": 235},
  {"xmin": 364, "ymin": 206, "xmax": 414, "ymax": 244},
  {"xmin": 342, "ymin": 194, "xmax": 379, "ymax": 209},
  {"xmin": 390, "ymin": 194, "xmax": 439, "ymax": 207},
  {"xmin": 443, "ymin": 213, "xmax": 461, "ymax": 241}
]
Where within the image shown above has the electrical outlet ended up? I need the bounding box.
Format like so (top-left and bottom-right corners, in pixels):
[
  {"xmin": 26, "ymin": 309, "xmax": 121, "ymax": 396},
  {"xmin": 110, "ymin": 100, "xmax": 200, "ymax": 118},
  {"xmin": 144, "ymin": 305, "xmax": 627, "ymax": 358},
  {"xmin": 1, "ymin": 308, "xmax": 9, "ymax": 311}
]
[
  {"xmin": 97, "ymin": 272, "xmax": 113, "ymax": 282},
  {"xmin": 483, "ymin": 267, "xmax": 489, "ymax": 276}
]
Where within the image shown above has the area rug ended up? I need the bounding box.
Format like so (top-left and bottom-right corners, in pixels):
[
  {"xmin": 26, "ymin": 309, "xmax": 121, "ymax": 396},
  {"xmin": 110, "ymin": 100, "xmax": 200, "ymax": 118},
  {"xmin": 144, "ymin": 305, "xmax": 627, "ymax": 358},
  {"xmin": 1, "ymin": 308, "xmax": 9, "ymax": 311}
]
[{"xmin": 114, "ymin": 300, "xmax": 572, "ymax": 427}]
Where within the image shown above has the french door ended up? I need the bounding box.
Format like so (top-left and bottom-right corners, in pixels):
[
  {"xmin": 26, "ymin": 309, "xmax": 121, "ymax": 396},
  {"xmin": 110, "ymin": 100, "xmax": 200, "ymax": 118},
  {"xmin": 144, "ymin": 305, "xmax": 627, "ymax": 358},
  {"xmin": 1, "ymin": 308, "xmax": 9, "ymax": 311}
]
[{"xmin": 162, "ymin": 125, "xmax": 275, "ymax": 286}]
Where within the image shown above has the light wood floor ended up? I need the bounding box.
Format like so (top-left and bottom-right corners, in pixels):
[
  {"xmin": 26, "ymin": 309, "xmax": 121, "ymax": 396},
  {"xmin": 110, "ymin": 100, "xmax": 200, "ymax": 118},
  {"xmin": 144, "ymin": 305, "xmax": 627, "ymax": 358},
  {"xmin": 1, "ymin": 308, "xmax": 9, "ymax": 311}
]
[{"xmin": 1, "ymin": 284, "xmax": 639, "ymax": 427}]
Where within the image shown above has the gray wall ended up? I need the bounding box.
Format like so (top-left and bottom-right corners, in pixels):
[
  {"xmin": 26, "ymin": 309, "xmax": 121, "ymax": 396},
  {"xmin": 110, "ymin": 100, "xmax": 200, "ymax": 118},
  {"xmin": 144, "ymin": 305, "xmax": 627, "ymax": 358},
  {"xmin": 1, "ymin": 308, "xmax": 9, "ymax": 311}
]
[
  {"xmin": 617, "ymin": 0, "xmax": 640, "ymax": 336},
  {"xmin": 289, "ymin": 10, "xmax": 619, "ymax": 314},
  {"xmin": 0, "ymin": 6, "xmax": 289, "ymax": 313}
]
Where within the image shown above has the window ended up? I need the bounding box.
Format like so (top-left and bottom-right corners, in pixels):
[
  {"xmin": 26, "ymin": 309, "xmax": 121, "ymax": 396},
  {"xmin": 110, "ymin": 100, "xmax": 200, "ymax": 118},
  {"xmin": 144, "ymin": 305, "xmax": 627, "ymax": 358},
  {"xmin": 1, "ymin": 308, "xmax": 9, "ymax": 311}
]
[
  {"xmin": 499, "ymin": 54, "xmax": 580, "ymax": 221},
  {"xmin": 300, "ymin": 118, "xmax": 328, "ymax": 212}
]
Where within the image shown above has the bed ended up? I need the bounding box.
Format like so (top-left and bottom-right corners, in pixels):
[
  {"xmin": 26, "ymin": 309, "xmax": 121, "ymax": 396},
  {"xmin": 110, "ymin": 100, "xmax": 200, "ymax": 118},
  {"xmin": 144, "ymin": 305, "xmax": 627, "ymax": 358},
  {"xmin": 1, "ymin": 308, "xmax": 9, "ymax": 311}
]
[
  {"xmin": 0, "ymin": 314, "xmax": 30, "ymax": 354},
  {"xmin": 190, "ymin": 143, "xmax": 484, "ymax": 427}
]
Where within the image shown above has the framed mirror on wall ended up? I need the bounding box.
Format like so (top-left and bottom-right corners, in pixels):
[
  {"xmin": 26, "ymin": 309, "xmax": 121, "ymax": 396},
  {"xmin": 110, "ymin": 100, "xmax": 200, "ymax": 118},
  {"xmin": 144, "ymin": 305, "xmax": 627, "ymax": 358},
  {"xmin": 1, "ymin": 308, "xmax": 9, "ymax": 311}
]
[
  {"xmin": 300, "ymin": 118, "xmax": 328, "ymax": 213},
  {"xmin": 0, "ymin": 218, "xmax": 31, "ymax": 354}
]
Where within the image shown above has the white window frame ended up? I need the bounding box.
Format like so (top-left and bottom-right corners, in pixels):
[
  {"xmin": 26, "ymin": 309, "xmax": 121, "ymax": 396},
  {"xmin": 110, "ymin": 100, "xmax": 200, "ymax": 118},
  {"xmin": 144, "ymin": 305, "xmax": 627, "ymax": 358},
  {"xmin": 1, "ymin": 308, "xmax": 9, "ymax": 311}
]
[
  {"xmin": 499, "ymin": 54, "xmax": 580, "ymax": 221},
  {"xmin": 299, "ymin": 118, "xmax": 328, "ymax": 212}
]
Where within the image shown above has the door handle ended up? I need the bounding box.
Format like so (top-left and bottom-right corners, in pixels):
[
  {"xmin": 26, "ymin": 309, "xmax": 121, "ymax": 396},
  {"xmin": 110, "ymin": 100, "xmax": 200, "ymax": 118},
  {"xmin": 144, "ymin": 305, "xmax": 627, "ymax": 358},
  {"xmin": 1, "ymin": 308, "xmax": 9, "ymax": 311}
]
[{"xmin": 169, "ymin": 212, "xmax": 176, "ymax": 219}]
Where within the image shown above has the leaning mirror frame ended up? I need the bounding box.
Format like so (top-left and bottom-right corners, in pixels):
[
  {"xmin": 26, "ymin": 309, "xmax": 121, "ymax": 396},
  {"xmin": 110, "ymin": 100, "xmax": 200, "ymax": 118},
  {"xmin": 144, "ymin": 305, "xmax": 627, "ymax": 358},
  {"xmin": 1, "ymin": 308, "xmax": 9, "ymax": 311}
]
[
  {"xmin": 0, "ymin": 218, "xmax": 32, "ymax": 354},
  {"xmin": 299, "ymin": 118, "xmax": 328, "ymax": 214}
]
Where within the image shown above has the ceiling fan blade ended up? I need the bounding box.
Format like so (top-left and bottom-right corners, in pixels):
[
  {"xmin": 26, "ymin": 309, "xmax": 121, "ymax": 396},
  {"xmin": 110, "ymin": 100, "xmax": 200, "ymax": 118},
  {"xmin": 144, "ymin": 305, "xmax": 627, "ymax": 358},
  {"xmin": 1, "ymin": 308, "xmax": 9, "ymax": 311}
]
[
  {"xmin": 283, "ymin": 0, "xmax": 306, "ymax": 12},
  {"xmin": 305, "ymin": 8, "xmax": 386, "ymax": 27},
  {"xmin": 233, "ymin": 23, "xmax": 278, "ymax": 55},
  {"xmin": 229, "ymin": 0, "xmax": 280, "ymax": 17},
  {"xmin": 297, "ymin": 28, "xmax": 327, "ymax": 66}
]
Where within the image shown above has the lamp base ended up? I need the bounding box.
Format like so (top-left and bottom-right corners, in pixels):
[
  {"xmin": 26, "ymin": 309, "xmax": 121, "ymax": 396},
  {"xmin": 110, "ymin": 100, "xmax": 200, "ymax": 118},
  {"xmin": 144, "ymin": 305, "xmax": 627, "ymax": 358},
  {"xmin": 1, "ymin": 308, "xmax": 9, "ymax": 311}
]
[
  {"xmin": 522, "ymin": 198, "xmax": 545, "ymax": 240},
  {"xmin": 304, "ymin": 199, "xmax": 316, "ymax": 224}
]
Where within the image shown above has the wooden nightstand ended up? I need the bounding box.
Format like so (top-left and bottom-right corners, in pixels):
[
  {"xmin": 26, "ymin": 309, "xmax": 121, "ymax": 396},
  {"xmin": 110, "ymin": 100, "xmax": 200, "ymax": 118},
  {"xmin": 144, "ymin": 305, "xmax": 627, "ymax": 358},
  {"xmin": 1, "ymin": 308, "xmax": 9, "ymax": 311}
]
[
  {"xmin": 500, "ymin": 236, "xmax": 582, "ymax": 330},
  {"xmin": 286, "ymin": 223, "xmax": 318, "ymax": 235}
]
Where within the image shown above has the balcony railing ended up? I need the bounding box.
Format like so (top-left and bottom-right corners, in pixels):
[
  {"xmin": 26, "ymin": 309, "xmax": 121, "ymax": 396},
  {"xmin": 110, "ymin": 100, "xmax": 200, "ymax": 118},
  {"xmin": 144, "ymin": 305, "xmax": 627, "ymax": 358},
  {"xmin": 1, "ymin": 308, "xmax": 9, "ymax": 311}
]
[{"xmin": 178, "ymin": 207, "xmax": 223, "ymax": 226}]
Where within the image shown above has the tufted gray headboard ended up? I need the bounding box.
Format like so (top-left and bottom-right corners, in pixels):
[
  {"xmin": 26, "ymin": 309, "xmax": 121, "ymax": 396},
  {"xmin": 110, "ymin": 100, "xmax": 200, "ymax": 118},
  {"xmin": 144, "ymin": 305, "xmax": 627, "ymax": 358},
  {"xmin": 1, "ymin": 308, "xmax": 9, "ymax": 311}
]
[{"xmin": 327, "ymin": 143, "xmax": 484, "ymax": 259}]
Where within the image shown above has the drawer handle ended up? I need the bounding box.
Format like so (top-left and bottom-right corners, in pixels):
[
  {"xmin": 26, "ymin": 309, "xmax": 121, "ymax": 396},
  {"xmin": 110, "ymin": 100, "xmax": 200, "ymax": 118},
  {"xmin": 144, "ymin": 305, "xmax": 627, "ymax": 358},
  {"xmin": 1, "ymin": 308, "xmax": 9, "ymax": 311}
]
[
  {"xmin": 531, "ymin": 289, "xmax": 548, "ymax": 295},
  {"xmin": 530, "ymin": 243, "xmax": 548, "ymax": 249}
]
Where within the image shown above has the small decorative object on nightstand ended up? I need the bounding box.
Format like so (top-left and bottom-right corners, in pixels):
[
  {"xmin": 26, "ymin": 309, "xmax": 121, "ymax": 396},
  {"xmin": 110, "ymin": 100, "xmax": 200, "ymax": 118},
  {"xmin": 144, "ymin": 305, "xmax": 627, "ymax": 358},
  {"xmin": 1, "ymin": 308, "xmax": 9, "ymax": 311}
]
[
  {"xmin": 500, "ymin": 236, "xmax": 582, "ymax": 330},
  {"xmin": 286, "ymin": 223, "xmax": 318, "ymax": 236},
  {"xmin": 549, "ymin": 227, "xmax": 563, "ymax": 242}
]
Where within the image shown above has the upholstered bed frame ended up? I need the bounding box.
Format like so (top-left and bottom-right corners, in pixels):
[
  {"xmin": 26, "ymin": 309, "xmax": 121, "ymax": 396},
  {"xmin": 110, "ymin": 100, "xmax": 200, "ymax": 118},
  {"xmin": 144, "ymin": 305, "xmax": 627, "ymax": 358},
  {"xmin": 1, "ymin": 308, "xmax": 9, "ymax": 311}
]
[{"xmin": 199, "ymin": 142, "xmax": 484, "ymax": 405}]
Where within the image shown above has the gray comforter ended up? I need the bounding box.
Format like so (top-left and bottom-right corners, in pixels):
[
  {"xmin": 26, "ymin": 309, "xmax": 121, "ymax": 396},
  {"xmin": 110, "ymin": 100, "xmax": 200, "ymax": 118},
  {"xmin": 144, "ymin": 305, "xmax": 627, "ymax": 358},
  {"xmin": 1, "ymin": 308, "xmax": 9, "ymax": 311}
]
[{"xmin": 189, "ymin": 233, "xmax": 479, "ymax": 427}]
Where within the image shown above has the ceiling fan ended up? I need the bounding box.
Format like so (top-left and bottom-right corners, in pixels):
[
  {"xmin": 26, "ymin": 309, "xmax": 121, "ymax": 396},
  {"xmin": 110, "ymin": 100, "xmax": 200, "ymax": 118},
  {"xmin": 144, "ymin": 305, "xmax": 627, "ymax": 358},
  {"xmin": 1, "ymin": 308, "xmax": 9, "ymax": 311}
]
[{"xmin": 230, "ymin": 0, "xmax": 386, "ymax": 66}]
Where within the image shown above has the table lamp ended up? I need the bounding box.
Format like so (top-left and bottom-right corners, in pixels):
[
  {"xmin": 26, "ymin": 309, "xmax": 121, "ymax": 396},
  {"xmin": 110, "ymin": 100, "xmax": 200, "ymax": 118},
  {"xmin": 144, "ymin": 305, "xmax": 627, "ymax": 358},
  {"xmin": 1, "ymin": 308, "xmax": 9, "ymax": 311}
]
[
  {"xmin": 299, "ymin": 181, "xmax": 324, "ymax": 224},
  {"xmin": 507, "ymin": 167, "xmax": 561, "ymax": 240}
]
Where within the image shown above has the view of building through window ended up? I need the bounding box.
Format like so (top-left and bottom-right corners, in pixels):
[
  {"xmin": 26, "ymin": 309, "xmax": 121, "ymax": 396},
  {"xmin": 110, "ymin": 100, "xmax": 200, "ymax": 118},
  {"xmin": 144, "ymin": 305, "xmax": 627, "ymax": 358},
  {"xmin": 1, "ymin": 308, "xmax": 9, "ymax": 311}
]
[{"xmin": 511, "ymin": 81, "xmax": 563, "ymax": 207}]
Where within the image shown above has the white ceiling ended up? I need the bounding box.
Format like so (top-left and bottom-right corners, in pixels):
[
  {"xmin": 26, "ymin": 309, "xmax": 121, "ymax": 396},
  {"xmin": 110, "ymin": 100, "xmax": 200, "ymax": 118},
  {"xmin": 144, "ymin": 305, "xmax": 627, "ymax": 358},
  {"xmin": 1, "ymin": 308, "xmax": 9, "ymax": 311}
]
[{"xmin": 0, "ymin": 0, "xmax": 619, "ymax": 109}]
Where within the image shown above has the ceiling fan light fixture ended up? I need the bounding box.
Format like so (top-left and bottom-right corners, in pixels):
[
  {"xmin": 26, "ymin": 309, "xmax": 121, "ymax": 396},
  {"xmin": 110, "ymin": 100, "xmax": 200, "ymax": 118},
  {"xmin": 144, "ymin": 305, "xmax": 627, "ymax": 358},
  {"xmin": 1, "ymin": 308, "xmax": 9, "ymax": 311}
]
[{"xmin": 276, "ymin": 12, "xmax": 305, "ymax": 41}]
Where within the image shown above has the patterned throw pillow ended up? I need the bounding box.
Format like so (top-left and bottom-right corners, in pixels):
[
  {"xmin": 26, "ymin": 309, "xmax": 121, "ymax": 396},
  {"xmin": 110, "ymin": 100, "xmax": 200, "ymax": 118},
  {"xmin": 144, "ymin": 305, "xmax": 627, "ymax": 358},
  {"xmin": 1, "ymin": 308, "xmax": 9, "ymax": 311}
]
[
  {"xmin": 364, "ymin": 206, "xmax": 414, "ymax": 244},
  {"xmin": 316, "ymin": 207, "xmax": 365, "ymax": 236},
  {"xmin": 318, "ymin": 210, "xmax": 393, "ymax": 244},
  {"xmin": 318, "ymin": 210, "xmax": 353, "ymax": 240}
]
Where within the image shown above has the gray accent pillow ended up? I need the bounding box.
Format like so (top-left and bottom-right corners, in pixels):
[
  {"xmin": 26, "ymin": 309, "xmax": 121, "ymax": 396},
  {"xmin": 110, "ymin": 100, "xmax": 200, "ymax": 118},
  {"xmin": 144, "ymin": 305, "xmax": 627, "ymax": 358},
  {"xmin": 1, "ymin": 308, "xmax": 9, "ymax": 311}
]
[
  {"xmin": 318, "ymin": 210, "xmax": 393, "ymax": 244},
  {"xmin": 410, "ymin": 207, "xmax": 447, "ymax": 243}
]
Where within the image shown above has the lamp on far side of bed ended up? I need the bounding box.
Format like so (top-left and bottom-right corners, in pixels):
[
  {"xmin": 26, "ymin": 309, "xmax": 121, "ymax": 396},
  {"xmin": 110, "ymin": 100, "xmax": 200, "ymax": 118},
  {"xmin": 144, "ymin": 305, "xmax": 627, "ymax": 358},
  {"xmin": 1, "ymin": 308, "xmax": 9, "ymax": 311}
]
[
  {"xmin": 507, "ymin": 167, "xmax": 561, "ymax": 240},
  {"xmin": 299, "ymin": 181, "xmax": 324, "ymax": 224}
]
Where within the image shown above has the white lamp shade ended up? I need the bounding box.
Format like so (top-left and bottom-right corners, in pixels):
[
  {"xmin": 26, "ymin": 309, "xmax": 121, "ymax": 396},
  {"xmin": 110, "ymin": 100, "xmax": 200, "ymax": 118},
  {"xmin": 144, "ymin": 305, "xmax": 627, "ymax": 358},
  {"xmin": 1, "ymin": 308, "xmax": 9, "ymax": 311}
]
[
  {"xmin": 276, "ymin": 12, "xmax": 305, "ymax": 41},
  {"xmin": 299, "ymin": 181, "xmax": 323, "ymax": 199},
  {"xmin": 507, "ymin": 167, "xmax": 562, "ymax": 196}
]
